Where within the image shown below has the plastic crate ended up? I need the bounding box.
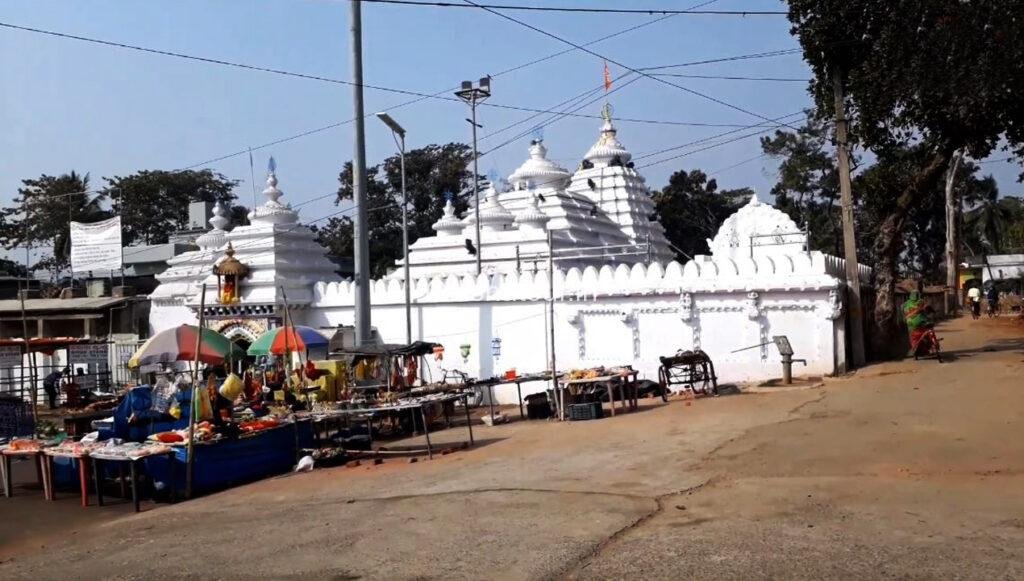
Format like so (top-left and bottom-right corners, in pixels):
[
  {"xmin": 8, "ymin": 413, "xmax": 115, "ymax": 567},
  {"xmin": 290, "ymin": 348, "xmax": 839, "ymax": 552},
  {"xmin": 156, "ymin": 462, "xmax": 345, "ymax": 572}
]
[{"xmin": 568, "ymin": 402, "xmax": 603, "ymax": 421}]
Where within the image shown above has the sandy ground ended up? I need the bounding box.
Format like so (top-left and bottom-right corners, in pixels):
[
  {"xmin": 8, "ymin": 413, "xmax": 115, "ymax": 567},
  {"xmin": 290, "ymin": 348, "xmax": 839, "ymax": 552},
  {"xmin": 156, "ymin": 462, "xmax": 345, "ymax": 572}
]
[{"xmin": 1, "ymin": 315, "xmax": 1022, "ymax": 579}]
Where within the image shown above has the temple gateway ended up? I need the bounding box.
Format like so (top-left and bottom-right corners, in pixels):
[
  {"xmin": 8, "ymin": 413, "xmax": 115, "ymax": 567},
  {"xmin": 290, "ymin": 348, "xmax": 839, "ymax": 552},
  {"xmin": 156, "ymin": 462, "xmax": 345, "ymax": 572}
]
[{"xmin": 149, "ymin": 110, "xmax": 868, "ymax": 403}]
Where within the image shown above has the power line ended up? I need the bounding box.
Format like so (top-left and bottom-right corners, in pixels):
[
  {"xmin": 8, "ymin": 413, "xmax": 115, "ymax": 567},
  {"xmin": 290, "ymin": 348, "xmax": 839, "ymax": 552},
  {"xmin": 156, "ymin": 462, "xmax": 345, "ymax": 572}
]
[
  {"xmin": 649, "ymin": 73, "xmax": 809, "ymax": 82},
  {"xmin": 639, "ymin": 48, "xmax": 802, "ymax": 71},
  {"xmin": 481, "ymin": 74, "xmax": 641, "ymax": 157},
  {"xmin": 0, "ymin": 21, "xmax": 443, "ymax": 98},
  {"xmin": 457, "ymin": 0, "xmax": 799, "ymax": 131},
  {"xmin": 639, "ymin": 118, "xmax": 809, "ymax": 169},
  {"xmin": 360, "ymin": 0, "xmax": 787, "ymax": 15},
  {"xmin": 633, "ymin": 111, "xmax": 805, "ymax": 162}
]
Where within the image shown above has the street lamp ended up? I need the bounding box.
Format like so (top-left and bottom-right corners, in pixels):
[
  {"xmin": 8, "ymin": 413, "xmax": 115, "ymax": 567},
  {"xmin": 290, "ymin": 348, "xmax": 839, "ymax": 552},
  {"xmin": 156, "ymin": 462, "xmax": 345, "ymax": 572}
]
[
  {"xmin": 376, "ymin": 111, "xmax": 412, "ymax": 345},
  {"xmin": 455, "ymin": 77, "xmax": 491, "ymax": 275}
]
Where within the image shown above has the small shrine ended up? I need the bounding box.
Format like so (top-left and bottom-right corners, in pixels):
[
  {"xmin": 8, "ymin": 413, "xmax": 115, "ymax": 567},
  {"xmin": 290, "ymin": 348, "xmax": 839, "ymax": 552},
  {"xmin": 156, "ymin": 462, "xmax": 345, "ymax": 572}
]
[{"xmin": 212, "ymin": 243, "xmax": 249, "ymax": 304}]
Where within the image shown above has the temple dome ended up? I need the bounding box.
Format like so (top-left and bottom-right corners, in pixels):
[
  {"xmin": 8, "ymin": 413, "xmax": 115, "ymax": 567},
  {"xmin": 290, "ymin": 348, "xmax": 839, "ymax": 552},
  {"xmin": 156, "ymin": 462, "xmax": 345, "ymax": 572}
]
[
  {"xmin": 195, "ymin": 201, "xmax": 229, "ymax": 249},
  {"xmin": 514, "ymin": 194, "xmax": 550, "ymax": 231},
  {"xmin": 432, "ymin": 198, "xmax": 464, "ymax": 236},
  {"xmin": 248, "ymin": 170, "xmax": 298, "ymax": 225},
  {"xmin": 584, "ymin": 105, "xmax": 631, "ymax": 168},
  {"xmin": 464, "ymin": 184, "xmax": 514, "ymax": 232},
  {"xmin": 706, "ymin": 193, "xmax": 807, "ymax": 258},
  {"xmin": 508, "ymin": 140, "xmax": 571, "ymax": 190}
]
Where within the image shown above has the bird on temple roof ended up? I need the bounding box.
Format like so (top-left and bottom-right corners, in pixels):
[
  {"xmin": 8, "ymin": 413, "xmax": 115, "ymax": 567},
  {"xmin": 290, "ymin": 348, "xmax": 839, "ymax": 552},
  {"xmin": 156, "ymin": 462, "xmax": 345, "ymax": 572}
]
[
  {"xmin": 464, "ymin": 238, "xmax": 477, "ymax": 256},
  {"xmin": 587, "ymin": 178, "xmax": 597, "ymax": 190},
  {"xmin": 626, "ymin": 161, "xmax": 635, "ymax": 169},
  {"xmin": 610, "ymin": 155, "xmax": 623, "ymax": 167},
  {"xmin": 537, "ymin": 193, "xmax": 546, "ymax": 202},
  {"xmin": 580, "ymin": 159, "xmax": 594, "ymax": 170}
]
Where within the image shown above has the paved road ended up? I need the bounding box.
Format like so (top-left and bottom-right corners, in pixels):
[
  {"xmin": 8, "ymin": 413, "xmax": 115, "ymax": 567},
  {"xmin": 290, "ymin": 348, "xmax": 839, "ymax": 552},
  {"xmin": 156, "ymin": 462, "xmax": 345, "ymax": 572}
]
[{"xmin": 2, "ymin": 316, "xmax": 1022, "ymax": 579}]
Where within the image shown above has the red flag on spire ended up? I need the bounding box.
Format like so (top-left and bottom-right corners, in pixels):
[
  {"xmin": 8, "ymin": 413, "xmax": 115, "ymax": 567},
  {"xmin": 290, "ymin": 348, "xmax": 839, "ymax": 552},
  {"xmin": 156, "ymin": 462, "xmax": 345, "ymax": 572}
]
[{"xmin": 603, "ymin": 61, "xmax": 612, "ymax": 91}]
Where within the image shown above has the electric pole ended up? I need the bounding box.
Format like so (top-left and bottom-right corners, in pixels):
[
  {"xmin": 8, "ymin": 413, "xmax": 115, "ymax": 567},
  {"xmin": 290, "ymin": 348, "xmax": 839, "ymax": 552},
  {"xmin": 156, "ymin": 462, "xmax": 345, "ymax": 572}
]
[
  {"xmin": 350, "ymin": 0, "xmax": 372, "ymax": 345},
  {"xmin": 455, "ymin": 78, "xmax": 491, "ymax": 275},
  {"xmin": 944, "ymin": 151, "xmax": 963, "ymax": 315},
  {"xmin": 832, "ymin": 68, "xmax": 866, "ymax": 368}
]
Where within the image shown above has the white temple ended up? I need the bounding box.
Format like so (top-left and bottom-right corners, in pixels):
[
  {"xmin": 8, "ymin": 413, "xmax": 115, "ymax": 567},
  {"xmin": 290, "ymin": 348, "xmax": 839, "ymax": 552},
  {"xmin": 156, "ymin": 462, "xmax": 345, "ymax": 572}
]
[
  {"xmin": 149, "ymin": 166, "xmax": 340, "ymax": 342},
  {"xmin": 398, "ymin": 107, "xmax": 672, "ymax": 278},
  {"xmin": 149, "ymin": 107, "xmax": 870, "ymax": 401}
]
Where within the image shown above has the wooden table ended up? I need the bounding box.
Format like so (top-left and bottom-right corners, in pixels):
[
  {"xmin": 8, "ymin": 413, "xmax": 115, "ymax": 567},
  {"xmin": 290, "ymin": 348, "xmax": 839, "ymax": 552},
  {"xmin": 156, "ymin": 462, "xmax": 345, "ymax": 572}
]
[
  {"xmin": 41, "ymin": 449, "xmax": 93, "ymax": 506},
  {"xmin": 325, "ymin": 393, "xmax": 473, "ymax": 459},
  {"xmin": 473, "ymin": 374, "xmax": 554, "ymax": 420},
  {"xmin": 90, "ymin": 450, "xmax": 176, "ymax": 512},
  {"xmin": 1, "ymin": 448, "xmax": 47, "ymax": 499},
  {"xmin": 560, "ymin": 369, "xmax": 639, "ymax": 417}
]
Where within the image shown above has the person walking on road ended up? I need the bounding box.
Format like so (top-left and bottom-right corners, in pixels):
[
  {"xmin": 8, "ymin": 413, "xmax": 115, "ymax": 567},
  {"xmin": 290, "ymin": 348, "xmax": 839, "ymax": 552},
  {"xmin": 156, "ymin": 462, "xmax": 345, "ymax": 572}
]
[
  {"xmin": 986, "ymin": 285, "xmax": 1000, "ymax": 317},
  {"xmin": 967, "ymin": 285, "xmax": 982, "ymax": 319}
]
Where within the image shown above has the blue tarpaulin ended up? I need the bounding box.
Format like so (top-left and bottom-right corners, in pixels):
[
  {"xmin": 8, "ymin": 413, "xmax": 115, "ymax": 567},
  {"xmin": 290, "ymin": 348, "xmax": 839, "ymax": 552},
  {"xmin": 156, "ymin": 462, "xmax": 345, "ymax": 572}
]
[
  {"xmin": 145, "ymin": 421, "xmax": 313, "ymax": 493},
  {"xmin": 108, "ymin": 385, "xmax": 190, "ymax": 442}
]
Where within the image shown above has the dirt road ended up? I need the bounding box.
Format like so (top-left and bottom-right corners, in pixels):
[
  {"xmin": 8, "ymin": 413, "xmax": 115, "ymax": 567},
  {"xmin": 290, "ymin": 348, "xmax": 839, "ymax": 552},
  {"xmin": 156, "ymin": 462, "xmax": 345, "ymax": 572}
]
[{"xmin": 1, "ymin": 316, "xmax": 1021, "ymax": 579}]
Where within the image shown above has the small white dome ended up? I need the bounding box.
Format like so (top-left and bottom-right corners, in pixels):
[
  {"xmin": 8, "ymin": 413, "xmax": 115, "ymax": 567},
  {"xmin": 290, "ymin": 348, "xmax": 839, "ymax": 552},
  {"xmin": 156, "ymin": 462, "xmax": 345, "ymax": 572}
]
[{"xmin": 508, "ymin": 140, "xmax": 571, "ymax": 190}]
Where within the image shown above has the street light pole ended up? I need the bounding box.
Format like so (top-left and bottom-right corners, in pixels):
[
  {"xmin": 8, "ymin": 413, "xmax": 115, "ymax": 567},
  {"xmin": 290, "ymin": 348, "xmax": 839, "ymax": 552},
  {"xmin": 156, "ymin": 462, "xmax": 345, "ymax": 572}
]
[
  {"xmin": 455, "ymin": 78, "xmax": 491, "ymax": 275},
  {"xmin": 376, "ymin": 112, "xmax": 412, "ymax": 344}
]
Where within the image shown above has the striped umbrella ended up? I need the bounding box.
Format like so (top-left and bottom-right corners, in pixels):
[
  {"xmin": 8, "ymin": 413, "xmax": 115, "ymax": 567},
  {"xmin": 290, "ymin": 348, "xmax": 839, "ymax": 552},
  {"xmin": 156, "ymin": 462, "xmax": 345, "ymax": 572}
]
[
  {"xmin": 247, "ymin": 325, "xmax": 328, "ymax": 356},
  {"xmin": 127, "ymin": 325, "xmax": 244, "ymax": 369}
]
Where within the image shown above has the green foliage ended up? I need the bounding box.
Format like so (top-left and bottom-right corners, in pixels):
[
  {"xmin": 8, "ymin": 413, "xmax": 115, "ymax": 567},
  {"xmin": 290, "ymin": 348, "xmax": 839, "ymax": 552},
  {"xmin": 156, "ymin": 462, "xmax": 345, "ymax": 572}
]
[
  {"xmin": 964, "ymin": 193, "xmax": 1024, "ymax": 255},
  {"xmin": 763, "ymin": 117, "xmax": 1002, "ymax": 283},
  {"xmin": 315, "ymin": 144, "xmax": 473, "ymax": 278},
  {"xmin": 0, "ymin": 258, "xmax": 28, "ymax": 278},
  {"xmin": 103, "ymin": 169, "xmax": 239, "ymax": 245},
  {"xmin": 787, "ymin": 0, "xmax": 1024, "ymax": 356},
  {"xmin": 652, "ymin": 169, "xmax": 751, "ymax": 260},
  {"xmin": 760, "ymin": 113, "xmax": 844, "ymax": 256},
  {"xmin": 0, "ymin": 171, "xmax": 109, "ymax": 275}
]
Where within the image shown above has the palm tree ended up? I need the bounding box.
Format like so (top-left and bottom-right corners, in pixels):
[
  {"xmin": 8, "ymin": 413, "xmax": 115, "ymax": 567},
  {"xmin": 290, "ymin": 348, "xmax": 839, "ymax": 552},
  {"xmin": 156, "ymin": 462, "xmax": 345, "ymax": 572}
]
[{"xmin": 964, "ymin": 188, "xmax": 1015, "ymax": 254}]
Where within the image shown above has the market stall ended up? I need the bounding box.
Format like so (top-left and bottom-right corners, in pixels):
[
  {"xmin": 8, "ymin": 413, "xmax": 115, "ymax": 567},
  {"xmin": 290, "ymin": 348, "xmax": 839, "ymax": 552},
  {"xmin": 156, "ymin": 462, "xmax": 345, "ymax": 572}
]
[
  {"xmin": 470, "ymin": 371, "xmax": 553, "ymax": 420},
  {"xmin": 559, "ymin": 366, "xmax": 640, "ymax": 419}
]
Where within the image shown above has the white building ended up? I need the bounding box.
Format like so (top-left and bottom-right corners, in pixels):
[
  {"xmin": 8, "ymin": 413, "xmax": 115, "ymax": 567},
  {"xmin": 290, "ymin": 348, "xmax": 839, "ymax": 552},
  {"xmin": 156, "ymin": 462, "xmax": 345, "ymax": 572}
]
[{"xmin": 149, "ymin": 108, "xmax": 869, "ymax": 403}]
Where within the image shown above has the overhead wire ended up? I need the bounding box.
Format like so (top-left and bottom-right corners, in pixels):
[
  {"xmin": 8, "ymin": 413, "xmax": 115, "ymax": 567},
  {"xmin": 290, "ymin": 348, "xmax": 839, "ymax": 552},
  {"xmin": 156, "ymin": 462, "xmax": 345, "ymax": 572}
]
[
  {"xmin": 633, "ymin": 111, "xmax": 805, "ymax": 162},
  {"xmin": 357, "ymin": 0, "xmax": 787, "ymax": 15},
  {"xmin": 648, "ymin": 73, "xmax": 809, "ymax": 82},
  {"xmin": 458, "ymin": 0, "xmax": 800, "ymax": 131},
  {"xmin": 639, "ymin": 48, "xmax": 802, "ymax": 71}
]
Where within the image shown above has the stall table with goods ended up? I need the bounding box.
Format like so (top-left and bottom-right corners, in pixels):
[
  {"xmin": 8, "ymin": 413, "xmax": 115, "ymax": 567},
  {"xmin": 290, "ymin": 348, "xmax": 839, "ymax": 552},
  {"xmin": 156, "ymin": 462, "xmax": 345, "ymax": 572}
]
[
  {"xmin": 1, "ymin": 438, "xmax": 52, "ymax": 498},
  {"xmin": 559, "ymin": 366, "xmax": 640, "ymax": 418},
  {"xmin": 299, "ymin": 392, "xmax": 472, "ymax": 459},
  {"xmin": 41, "ymin": 440, "xmax": 105, "ymax": 506},
  {"xmin": 143, "ymin": 416, "xmax": 312, "ymax": 495},
  {"xmin": 470, "ymin": 372, "xmax": 554, "ymax": 420}
]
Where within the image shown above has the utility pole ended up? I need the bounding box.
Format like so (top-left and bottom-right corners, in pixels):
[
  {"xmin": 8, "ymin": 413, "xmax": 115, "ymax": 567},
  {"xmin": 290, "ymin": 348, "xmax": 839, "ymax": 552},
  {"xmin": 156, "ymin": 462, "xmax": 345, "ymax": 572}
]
[
  {"xmin": 350, "ymin": 0, "xmax": 372, "ymax": 345},
  {"xmin": 944, "ymin": 151, "xmax": 964, "ymax": 316},
  {"xmin": 831, "ymin": 68, "xmax": 866, "ymax": 368},
  {"xmin": 455, "ymin": 78, "xmax": 491, "ymax": 275}
]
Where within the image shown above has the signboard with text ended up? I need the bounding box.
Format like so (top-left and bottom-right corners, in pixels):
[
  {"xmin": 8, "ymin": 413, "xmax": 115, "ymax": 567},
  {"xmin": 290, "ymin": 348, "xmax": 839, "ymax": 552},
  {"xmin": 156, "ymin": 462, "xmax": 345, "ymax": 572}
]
[
  {"xmin": 70, "ymin": 216, "xmax": 122, "ymax": 273},
  {"xmin": 0, "ymin": 346, "xmax": 22, "ymax": 368}
]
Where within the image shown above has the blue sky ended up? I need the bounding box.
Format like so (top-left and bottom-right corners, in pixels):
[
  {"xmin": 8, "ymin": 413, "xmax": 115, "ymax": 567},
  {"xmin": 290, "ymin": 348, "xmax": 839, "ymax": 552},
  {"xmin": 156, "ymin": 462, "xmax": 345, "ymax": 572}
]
[{"xmin": 1, "ymin": 0, "xmax": 1020, "ymax": 230}]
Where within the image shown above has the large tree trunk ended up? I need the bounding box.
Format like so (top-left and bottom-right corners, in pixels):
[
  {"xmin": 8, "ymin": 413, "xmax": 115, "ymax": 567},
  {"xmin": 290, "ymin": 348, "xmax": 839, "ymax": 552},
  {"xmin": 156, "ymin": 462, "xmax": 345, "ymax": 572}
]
[{"xmin": 870, "ymin": 147, "xmax": 954, "ymax": 359}]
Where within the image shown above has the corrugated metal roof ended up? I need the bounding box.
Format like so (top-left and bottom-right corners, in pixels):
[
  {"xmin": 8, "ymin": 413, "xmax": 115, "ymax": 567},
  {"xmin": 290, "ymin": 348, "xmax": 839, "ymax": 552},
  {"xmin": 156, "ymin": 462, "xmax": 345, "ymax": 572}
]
[{"xmin": 0, "ymin": 296, "xmax": 130, "ymax": 314}]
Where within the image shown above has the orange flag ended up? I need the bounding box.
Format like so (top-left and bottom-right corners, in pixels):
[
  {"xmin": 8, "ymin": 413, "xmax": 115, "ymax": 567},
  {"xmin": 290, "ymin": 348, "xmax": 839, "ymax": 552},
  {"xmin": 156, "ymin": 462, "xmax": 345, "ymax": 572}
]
[{"xmin": 603, "ymin": 61, "xmax": 612, "ymax": 91}]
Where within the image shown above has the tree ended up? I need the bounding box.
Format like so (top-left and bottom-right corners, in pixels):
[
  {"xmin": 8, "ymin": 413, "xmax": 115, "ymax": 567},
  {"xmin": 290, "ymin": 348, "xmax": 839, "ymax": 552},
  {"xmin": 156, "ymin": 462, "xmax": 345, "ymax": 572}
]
[
  {"xmin": 0, "ymin": 258, "xmax": 28, "ymax": 279},
  {"xmin": 787, "ymin": 0, "xmax": 1024, "ymax": 357},
  {"xmin": 964, "ymin": 192, "xmax": 1022, "ymax": 255},
  {"xmin": 103, "ymin": 169, "xmax": 239, "ymax": 245},
  {"xmin": 0, "ymin": 171, "xmax": 109, "ymax": 277},
  {"xmin": 315, "ymin": 143, "xmax": 473, "ymax": 278},
  {"xmin": 652, "ymin": 169, "xmax": 751, "ymax": 260},
  {"xmin": 761, "ymin": 114, "xmax": 845, "ymax": 256}
]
